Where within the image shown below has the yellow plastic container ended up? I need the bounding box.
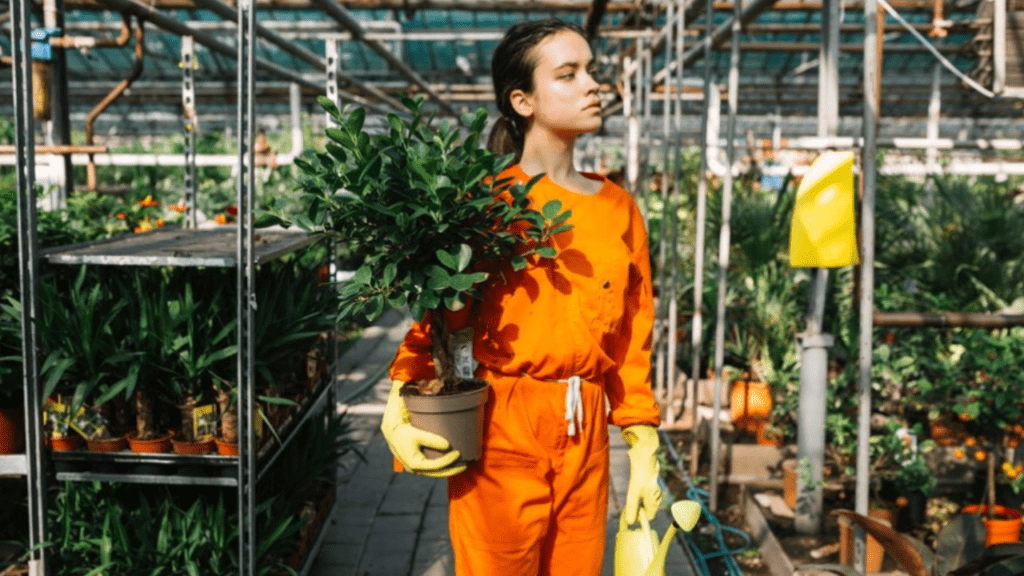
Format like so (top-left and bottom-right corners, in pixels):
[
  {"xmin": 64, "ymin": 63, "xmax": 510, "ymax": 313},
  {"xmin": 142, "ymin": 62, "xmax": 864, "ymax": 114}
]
[{"xmin": 789, "ymin": 151, "xmax": 859, "ymax": 268}]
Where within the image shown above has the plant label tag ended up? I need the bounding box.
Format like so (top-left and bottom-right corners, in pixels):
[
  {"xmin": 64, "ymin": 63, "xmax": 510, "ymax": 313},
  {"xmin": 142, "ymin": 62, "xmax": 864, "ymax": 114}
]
[
  {"xmin": 193, "ymin": 404, "xmax": 216, "ymax": 442},
  {"xmin": 453, "ymin": 328, "xmax": 477, "ymax": 380}
]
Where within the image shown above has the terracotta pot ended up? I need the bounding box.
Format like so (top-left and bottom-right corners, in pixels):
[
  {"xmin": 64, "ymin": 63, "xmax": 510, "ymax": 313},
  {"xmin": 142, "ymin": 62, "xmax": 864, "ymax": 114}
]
[
  {"xmin": 840, "ymin": 506, "xmax": 893, "ymax": 573},
  {"xmin": 215, "ymin": 437, "xmax": 239, "ymax": 456},
  {"xmin": 961, "ymin": 505, "xmax": 1023, "ymax": 547},
  {"xmin": 929, "ymin": 414, "xmax": 966, "ymax": 447},
  {"xmin": 126, "ymin": 432, "xmax": 173, "ymax": 453},
  {"xmin": 782, "ymin": 460, "xmax": 798, "ymax": 510},
  {"xmin": 730, "ymin": 380, "xmax": 772, "ymax": 432},
  {"xmin": 50, "ymin": 434, "xmax": 83, "ymax": 452},
  {"xmin": 171, "ymin": 438, "xmax": 215, "ymax": 455},
  {"xmin": 756, "ymin": 421, "xmax": 784, "ymax": 446},
  {"xmin": 86, "ymin": 436, "xmax": 127, "ymax": 452},
  {"xmin": 0, "ymin": 407, "xmax": 25, "ymax": 454},
  {"xmin": 404, "ymin": 380, "xmax": 489, "ymax": 463}
]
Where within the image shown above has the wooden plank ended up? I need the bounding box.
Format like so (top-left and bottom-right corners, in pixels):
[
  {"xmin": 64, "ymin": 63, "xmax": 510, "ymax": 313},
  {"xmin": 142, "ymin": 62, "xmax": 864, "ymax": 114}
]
[{"xmin": 745, "ymin": 490, "xmax": 797, "ymax": 576}]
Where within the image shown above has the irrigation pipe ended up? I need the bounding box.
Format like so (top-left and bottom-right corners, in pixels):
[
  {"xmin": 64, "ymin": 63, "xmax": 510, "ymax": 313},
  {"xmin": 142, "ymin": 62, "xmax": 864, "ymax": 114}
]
[{"xmin": 876, "ymin": 0, "xmax": 995, "ymax": 98}]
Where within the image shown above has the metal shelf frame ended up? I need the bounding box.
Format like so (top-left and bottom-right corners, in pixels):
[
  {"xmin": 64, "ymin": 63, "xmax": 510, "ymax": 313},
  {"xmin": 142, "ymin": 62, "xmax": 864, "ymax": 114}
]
[{"xmin": 8, "ymin": 0, "xmax": 338, "ymax": 572}]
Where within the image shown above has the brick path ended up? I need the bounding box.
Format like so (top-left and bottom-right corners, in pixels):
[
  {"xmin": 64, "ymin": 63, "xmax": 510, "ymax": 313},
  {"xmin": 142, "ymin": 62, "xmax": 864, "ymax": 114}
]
[{"xmin": 309, "ymin": 309, "xmax": 697, "ymax": 576}]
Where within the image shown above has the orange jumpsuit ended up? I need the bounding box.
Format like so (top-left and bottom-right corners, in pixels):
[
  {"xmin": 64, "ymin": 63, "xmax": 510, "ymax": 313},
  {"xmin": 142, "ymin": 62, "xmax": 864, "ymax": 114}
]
[{"xmin": 389, "ymin": 164, "xmax": 660, "ymax": 576}]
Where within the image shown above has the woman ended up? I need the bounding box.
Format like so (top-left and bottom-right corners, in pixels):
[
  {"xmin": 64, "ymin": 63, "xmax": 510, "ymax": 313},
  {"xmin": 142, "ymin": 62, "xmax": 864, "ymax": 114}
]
[{"xmin": 382, "ymin": 19, "xmax": 663, "ymax": 576}]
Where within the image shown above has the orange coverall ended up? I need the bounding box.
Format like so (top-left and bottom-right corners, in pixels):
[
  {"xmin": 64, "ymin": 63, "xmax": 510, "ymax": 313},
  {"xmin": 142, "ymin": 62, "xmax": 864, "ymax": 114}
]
[{"xmin": 389, "ymin": 164, "xmax": 661, "ymax": 576}]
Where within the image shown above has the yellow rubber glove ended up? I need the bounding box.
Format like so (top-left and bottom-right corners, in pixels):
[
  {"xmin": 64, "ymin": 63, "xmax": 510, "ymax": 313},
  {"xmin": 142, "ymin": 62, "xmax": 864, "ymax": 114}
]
[
  {"xmin": 622, "ymin": 424, "xmax": 663, "ymax": 524},
  {"xmin": 381, "ymin": 380, "xmax": 466, "ymax": 478}
]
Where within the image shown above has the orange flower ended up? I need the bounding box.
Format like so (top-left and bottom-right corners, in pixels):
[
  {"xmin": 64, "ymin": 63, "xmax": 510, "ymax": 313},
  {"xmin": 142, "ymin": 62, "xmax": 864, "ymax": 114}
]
[
  {"xmin": 974, "ymin": 449, "xmax": 987, "ymax": 462},
  {"xmin": 169, "ymin": 203, "xmax": 187, "ymax": 213},
  {"xmin": 959, "ymin": 412, "xmax": 974, "ymax": 422},
  {"xmin": 225, "ymin": 204, "xmax": 238, "ymax": 216},
  {"xmin": 156, "ymin": 218, "xmax": 165, "ymax": 228},
  {"xmin": 215, "ymin": 213, "xmax": 228, "ymax": 225},
  {"xmin": 884, "ymin": 332, "xmax": 896, "ymax": 344},
  {"xmin": 138, "ymin": 194, "xmax": 160, "ymax": 208},
  {"xmin": 965, "ymin": 437, "xmax": 977, "ymax": 447},
  {"xmin": 1008, "ymin": 437, "xmax": 1020, "ymax": 449},
  {"xmin": 954, "ymin": 449, "xmax": 966, "ymax": 459},
  {"xmin": 896, "ymin": 496, "xmax": 908, "ymax": 507},
  {"xmin": 1015, "ymin": 424, "xmax": 1024, "ymax": 435},
  {"xmin": 115, "ymin": 212, "xmax": 127, "ymax": 220}
]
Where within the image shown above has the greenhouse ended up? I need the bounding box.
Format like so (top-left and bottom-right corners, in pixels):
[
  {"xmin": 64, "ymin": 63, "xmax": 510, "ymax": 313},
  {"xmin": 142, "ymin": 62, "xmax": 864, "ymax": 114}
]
[{"xmin": 3, "ymin": 0, "xmax": 1024, "ymax": 574}]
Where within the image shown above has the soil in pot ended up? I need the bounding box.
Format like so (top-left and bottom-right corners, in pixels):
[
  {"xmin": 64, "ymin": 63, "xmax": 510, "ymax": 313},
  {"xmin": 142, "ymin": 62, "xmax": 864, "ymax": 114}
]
[
  {"xmin": 0, "ymin": 407, "xmax": 25, "ymax": 454},
  {"xmin": 401, "ymin": 378, "xmax": 489, "ymax": 463}
]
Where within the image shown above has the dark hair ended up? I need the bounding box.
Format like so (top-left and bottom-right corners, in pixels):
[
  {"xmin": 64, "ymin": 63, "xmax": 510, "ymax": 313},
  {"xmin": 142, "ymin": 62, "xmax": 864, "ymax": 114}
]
[{"xmin": 488, "ymin": 18, "xmax": 587, "ymax": 161}]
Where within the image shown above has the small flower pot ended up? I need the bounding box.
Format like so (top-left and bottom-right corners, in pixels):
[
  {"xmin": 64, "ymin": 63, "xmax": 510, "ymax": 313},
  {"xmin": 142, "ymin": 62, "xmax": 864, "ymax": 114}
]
[
  {"xmin": 171, "ymin": 438, "xmax": 215, "ymax": 455},
  {"xmin": 730, "ymin": 380, "xmax": 772, "ymax": 433},
  {"xmin": 961, "ymin": 505, "xmax": 1023, "ymax": 547},
  {"xmin": 404, "ymin": 380, "xmax": 489, "ymax": 464},
  {"xmin": 50, "ymin": 435, "xmax": 83, "ymax": 452},
  {"xmin": 840, "ymin": 506, "xmax": 893, "ymax": 573},
  {"xmin": 127, "ymin": 432, "xmax": 173, "ymax": 454},
  {"xmin": 782, "ymin": 459, "xmax": 798, "ymax": 510},
  {"xmin": 0, "ymin": 407, "xmax": 25, "ymax": 455},
  {"xmin": 87, "ymin": 436, "xmax": 127, "ymax": 452},
  {"xmin": 215, "ymin": 437, "xmax": 239, "ymax": 456}
]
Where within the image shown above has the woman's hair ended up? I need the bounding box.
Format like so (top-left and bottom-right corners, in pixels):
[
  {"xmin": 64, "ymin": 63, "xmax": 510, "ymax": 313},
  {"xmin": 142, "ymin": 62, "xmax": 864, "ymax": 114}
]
[{"xmin": 487, "ymin": 18, "xmax": 587, "ymax": 161}]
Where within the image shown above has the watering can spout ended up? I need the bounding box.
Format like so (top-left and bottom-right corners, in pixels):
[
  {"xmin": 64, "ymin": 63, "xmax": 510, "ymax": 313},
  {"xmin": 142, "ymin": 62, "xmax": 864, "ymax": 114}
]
[{"xmin": 614, "ymin": 500, "xmax": 702, "ymax": 576}]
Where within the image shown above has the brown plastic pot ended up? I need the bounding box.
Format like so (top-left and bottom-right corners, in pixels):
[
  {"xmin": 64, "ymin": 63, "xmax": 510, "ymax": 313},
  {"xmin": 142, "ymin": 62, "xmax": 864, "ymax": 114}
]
[
  {"xmin": 215, "ymin": 437, "xmax": 239, "ymax": 456},
  {"xmin": 404, "ymin": 380, "xmax": 489, "ymax": 463},
  {"xmin": 962, "ymin": 505, "xmax": 1023, "ymax": 547},
  {"xmin": 171, "ymin": 438, "xmax": 215, "ymax": 455},
  {"xmin": 0, "ymin": 407, "xmax": 25, "ymax": 454},
  {"xmin": 50, "ymin": 434, "xmax": 83, "ymax": 452},
  {"xmin": 87, "ymin": 436, "xmax": 127, "ymax": 452},
  {"xmin": 782, "ymin": 459, "xmax": 797, "ymax": 510},
  {"xmin": 126, "ymin": 432, "xmax": 173, "ymax": 453}
]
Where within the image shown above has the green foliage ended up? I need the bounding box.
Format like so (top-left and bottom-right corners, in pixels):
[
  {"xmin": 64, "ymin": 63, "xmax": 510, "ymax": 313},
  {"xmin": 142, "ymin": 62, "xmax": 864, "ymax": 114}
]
[{"xmin": 277, "ymin": 95, "xmax": 573, "ymax": 325}]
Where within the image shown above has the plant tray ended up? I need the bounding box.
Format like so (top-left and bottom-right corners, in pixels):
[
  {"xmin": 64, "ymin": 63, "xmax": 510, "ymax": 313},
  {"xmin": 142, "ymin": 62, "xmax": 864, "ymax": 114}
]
[{"xmin": 40, "ymin": 226, "xmax": 311, "ymax": 268}]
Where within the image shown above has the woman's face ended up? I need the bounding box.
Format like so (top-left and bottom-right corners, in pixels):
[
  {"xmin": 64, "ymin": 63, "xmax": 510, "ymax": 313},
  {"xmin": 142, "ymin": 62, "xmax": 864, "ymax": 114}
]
[{"xmin": 512, "ymin": 30, "xmax": 602, "ymax": 138}]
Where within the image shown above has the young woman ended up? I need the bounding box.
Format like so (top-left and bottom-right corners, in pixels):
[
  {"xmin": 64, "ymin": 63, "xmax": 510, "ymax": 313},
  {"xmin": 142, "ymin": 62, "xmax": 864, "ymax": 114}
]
[{"xmin": 383, "ymin": 19, "xmax": 663, "ymax": 576}]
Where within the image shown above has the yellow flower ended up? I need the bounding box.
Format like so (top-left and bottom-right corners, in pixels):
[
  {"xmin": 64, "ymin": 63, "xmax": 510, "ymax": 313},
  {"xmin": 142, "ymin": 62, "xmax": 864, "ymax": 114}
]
[
  {"xmin": 138, "ymin": 194, "xmax": 160, "ymax": 208},
  {"xmin": 954, "ymin": 449, "xmax": 966, "ymax": 459}
]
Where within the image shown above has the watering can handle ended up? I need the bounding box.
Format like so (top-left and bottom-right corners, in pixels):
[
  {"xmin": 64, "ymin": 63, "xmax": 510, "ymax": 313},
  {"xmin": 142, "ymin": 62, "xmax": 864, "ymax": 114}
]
[{"xmin": 618, "ymin": 508, "xmax": 654, "ymax": 540}]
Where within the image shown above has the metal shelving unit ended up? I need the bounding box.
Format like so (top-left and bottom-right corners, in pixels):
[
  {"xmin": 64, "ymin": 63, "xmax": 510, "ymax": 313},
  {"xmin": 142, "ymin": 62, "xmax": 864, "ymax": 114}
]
[{"xmin": 8, "ymin": 0, "xmax": 342, "ymax": 571}]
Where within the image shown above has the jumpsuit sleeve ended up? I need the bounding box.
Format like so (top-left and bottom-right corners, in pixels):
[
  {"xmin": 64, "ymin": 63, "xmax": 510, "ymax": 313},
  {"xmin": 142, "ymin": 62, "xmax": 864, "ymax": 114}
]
[{"xmin": 605, "ymin": 203, "xmax": 661, "ymax": 428}]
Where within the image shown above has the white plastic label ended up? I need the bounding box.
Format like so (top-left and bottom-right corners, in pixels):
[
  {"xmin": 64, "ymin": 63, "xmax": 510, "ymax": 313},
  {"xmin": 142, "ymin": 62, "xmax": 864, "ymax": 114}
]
[{"xmin": 453, "ymin": 328, "xmax": 477, "ymax": 380}]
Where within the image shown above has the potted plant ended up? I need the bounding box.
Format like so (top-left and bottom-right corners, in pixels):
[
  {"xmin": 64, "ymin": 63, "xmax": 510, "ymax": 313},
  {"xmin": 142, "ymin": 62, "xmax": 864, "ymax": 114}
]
[
  {"xmin": 0, "ymin": 297, "xmax": 25, "ymax": 455},
  {"xmin": 872, "ymin": 421, "xmax": 937, "ymax": 531},
  {"xmin": 263, "ymin": 95, "xmax": 572, "ymax": 461},
  {"xmin": 162, "ymin": 279, "xmax": 237, "ymax": 455}
]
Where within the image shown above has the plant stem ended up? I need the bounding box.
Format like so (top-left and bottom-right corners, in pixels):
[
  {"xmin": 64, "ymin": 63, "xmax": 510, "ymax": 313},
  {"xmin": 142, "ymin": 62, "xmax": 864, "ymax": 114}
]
[
  {"xmin": 430, "ymin": 312, "xmax": 457, "ymax": 391},
  {"xmin": 178, "ymin": 395, "xmax": 196, "ymax": 443},
  {"xmin": 135, "ymin": 389, "xmax": 155, "ymax": 440}
]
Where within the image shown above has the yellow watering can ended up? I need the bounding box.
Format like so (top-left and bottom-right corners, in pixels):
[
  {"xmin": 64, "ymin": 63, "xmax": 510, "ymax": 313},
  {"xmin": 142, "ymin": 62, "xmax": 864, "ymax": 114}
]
[{"xmin": 614, "ymin": 500, "xmax": 702, "ymax": 576}]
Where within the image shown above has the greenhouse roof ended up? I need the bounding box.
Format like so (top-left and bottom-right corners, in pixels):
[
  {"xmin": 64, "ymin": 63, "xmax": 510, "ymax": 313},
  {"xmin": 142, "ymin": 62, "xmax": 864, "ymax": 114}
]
[{"xmin": 2, "ymin": 0, "xmax": 1023, "ymax": 137}]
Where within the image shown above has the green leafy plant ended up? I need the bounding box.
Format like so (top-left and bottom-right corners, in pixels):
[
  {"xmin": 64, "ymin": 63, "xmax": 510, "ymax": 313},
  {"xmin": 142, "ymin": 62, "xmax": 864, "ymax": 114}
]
[{"xmin": 267, "ymin": 95, "xmax": 572, "ymax": 393}]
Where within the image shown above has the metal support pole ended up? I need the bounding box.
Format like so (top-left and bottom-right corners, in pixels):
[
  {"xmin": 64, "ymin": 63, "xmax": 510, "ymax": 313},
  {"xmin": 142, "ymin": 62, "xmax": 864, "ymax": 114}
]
[
  {"xmin": 656, "ymin": 0, "xmax": 674, "ymax": 422},
  {"xmin": 858, "ymin": 0, "xmax": 881, "ymax": 568},
  {"xmin": 325, "ymin": 38, "xmax": 341, "ymax": 128},
  {"xmin": 638, "ymin": 36, "xmax": 651, "ymax": 221},
  {"xmin": 182, "ymin": 36, "xmax": 198, "ymax": 229},
  {"xmin": 666, "ymin": 0, "xmax": 681, "ymax": 429},
  {"xmin": 819, "ymin": 0, "xmax": 840, "ymax": 137},
  {"xmin": 709, "ymin": 0, "xmax": 740, "ymax": 513},
  {"xmin": 12, "ymin": 0, "xmax": 48, "ymax": 573},
  {"xmin": 237, "ymin": 0, "xmax": 257, "ymax": 573},
  {"xmin": 688, "ymin": 0, "xmax": 714, "ymax": 477},
  {"xmin": 796, "ymin": 269, "xmax": 832, "ymax": 534},
  {"xmin": 926, "ymin": 63, "xmax": 941, "ymax": 175},
  {"xmin": 289, "ymin": 83, "xmax": 303, "ymax": 155},
  {"xmin": 624, "ymin": 54, "xmax": 639, "ymax": 198},
  {"xmin": 47, "ymin": 0, "xmax": 73, "ymax": 205}
]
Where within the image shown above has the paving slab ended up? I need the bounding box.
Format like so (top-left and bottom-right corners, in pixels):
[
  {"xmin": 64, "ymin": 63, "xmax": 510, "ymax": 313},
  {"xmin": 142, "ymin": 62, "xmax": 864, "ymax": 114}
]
[{"xmin": 313, "ymin": 309, "xmax": 700, "ymax": 576}]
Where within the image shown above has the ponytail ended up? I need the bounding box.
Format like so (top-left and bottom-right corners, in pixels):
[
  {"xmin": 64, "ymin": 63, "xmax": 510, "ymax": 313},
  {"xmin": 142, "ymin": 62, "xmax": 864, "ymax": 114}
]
[{"xmin": 486, "ymin": 116, "xmax": 523, "ymax": 163}]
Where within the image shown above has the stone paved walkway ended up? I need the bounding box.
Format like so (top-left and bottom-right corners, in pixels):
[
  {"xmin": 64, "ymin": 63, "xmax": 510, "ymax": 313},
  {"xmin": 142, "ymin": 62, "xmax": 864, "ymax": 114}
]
[{"xmin": 308, "ymin": 309, "xmax": 697, "ymax": 576}]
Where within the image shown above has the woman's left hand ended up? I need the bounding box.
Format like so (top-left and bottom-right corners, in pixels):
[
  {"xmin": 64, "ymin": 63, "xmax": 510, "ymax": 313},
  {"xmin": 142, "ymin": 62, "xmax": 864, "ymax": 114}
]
[{"xmin": 621, "ymin": 424, "xmax": 663, "ymax": 524}]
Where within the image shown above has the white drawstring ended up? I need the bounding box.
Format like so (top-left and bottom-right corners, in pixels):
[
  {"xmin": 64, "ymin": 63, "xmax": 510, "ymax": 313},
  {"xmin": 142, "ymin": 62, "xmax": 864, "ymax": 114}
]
[{"xmin": 562, "ymin": 375, "xmax": 583, "ymax": 437}]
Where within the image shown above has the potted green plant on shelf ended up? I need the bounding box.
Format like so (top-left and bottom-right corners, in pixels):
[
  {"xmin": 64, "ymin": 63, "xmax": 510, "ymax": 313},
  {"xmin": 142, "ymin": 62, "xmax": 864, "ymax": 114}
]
[
  {"xmin": 262, "ymin": 95, "xmax": 572, "ymax": 461},
  {"xmin": 34, "ymin": 267, "xmax": 139, "ymax": 451},
  {"xmin": 161, "ymin": 279, "xmax": 237, "ymax": 455}
]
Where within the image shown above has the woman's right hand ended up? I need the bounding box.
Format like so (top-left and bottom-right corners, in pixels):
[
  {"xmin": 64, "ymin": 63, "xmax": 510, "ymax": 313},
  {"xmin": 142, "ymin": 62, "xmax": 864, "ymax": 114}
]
[{"xmin": 380, "ymin": 380, "xmax": 467, "ymax": 478}]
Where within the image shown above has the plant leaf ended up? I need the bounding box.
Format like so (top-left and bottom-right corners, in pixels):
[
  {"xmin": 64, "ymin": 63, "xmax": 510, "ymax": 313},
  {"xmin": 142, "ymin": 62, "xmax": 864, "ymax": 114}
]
[
  {"xmin": 536, "ymin": 246, "xmax": 557, "ymax": 259},
  {"xmin": 351, "ymin": 265, "xmax": 372, "ymax": 286},
  {"xmin": 833, "ymin": 510, "xmax": 929, "ymax": 576},
  {"xmin": 542, "ymin": 199, "xmax": 563, "ymax": 221},
  {"xmin": 456, "ymin": 244, "xmax": 472, "ymax": 272},
  {"xmin": 436, "ymin": 249, "xmax": 458, "ymax": 271}
]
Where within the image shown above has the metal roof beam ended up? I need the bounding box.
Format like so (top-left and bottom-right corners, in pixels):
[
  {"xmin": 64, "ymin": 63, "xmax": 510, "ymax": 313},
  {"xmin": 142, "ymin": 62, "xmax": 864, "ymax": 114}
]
[
  {"xmin": 93, "ymin": 0, "xmax": 321, "ymax": 90},
  {"xmin": 310, "ymin": 0, "xmax": 460, "ymax": 117},
  {"xmin": 189, "ymin": 0, "xmax": 406, "ymax": 111},
  {"xmin": 66, "ymin": 0, "xmax": 640, "ymax": 11}
]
